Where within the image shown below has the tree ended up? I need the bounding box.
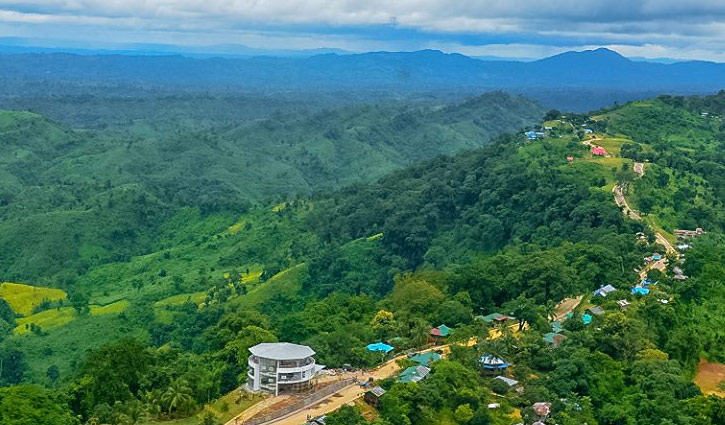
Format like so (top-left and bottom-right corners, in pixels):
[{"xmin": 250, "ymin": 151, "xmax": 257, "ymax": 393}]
[
  {"xmin": 326, "ymin": 405, "xmax": 366, "ymax": 425},
  {"xmin": 370, "ymin": 310, "xmax": 396, "ymax": 339},
  {"xmin": 502, "ymin": 295, "xmax": 543, "ymax": 331},
  {"xmin": 69, "ymin": 291, "xmax": 89, "ymax": 314},
  {"xmin": 46, "ymin": 365, "xmax": 60, "ymax": 384},
  {"xmin": 222, "ymin": 326, "xmax": 277, "ymax": 368},
  {"xmin": 454, "ymin": 404, "xmax": 474, "ymax": 423},
  {"xmin": 161, "ymin": 379, "xmax": 195, "ymax": 417},
  {"xmin": 0, "ymin": 346, "xmax": 27, "ymax": 385},
  {"xmin": 0, "ymin": 385, "xmax": 78, "ymax": 425}
]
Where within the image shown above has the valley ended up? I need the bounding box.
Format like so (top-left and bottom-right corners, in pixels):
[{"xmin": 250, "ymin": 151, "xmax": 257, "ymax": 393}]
[{"xmin": 1, "ymin": 91, "xmax": 724, "ymax": 425}]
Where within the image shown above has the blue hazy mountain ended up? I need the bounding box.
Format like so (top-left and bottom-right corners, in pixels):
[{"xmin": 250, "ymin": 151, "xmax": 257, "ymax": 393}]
[{"xmin": 0, "ymin": 47, "xmax": 722, "ymax": 110}]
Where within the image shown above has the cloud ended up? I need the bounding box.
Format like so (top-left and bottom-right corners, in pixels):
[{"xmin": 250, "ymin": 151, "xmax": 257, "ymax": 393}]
[{"xmin": 0, "ymin": 1, "xmax": 723, "ymax": 60}]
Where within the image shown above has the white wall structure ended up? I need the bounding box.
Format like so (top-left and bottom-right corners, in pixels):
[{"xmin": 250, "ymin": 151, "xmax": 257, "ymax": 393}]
[{"xmin": 246, "ymin": 342, "xmax": 323, "ymax": 395}]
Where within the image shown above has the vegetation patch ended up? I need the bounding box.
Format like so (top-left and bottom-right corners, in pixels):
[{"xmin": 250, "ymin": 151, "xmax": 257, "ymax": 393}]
[
  {"xmin": 154, "ymin": 292, "xmax": 207, "ymax": 308},
  {"xmin": 14, "ymin": 307, "xmax": 76, "ymax": 334},
  {"xmin": 89, "ymin": 300, "xmax": 131, "ymax": 316},
  {"xmin": 0, "ymin": 282, "xmax": 67, "ymax": 316}
]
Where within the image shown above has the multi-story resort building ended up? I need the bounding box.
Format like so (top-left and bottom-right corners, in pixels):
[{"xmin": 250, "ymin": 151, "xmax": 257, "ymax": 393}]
[{"xmin": 246, "ymin": 342, "xmax": 323, "ymax": 395}]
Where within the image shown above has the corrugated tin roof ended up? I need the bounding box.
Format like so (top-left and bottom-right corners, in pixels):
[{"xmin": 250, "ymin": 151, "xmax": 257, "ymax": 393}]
[
  {"xmin": 368, "ymin": 386, "xmax": 386, "ymax": 397},
  {"xmin": 249, "ymin": 342, "xmax": 315, "ymax": 360}
]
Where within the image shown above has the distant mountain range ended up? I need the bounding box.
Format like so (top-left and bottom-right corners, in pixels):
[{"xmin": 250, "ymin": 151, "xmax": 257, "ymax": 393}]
[{"xmin": 0, "ymin": 47, "xmax": 723, "ymax": 111}]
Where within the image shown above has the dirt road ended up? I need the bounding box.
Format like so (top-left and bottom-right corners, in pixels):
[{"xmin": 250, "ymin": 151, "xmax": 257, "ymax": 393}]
[
  {"xmin": 553, "ymin": 296, "xmax": 583, "ymax": 321},
  {"xmin": 633, "ymin": 162, "xmax": 645, "ymax": 177},
  {"xmin": 612, "ymin": 185, "xmax": 642, "ymax": 220}
]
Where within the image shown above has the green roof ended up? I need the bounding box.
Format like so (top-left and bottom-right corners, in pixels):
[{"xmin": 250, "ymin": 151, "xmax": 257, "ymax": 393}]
[
  {"xmin": 430, "ymin": 324, "xmax": 452, "ymax": 338},
  {"xmin": 477, "ymin": 313, "xmax": 503, "ymax": 323},
  {"xmin": 410, "ymin": 352, "xmax": 441, "ymax": 367},
  {"xmin": 398, "ymin": 365, "xmax": 430, "ymax": 383}
]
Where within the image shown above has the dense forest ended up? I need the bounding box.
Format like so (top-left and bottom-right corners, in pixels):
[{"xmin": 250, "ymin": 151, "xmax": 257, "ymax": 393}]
[{"xmin": 0, "ymin": 91, "xmax": 724, "ymax": 425}]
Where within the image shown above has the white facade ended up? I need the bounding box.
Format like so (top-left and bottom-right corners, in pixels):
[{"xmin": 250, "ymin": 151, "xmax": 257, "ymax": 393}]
[{"xmin": 246, "ymin": 342, "xmax": 321, "ymax": 395}]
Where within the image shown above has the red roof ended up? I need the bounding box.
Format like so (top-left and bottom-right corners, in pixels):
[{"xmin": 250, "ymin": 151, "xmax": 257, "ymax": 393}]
[
  {"xmin": 591, "ymin": 146, "xmax": 607, "ymax": 156},
  {"xmin": 566, "ymin": 156, "xmax": 574, "ymax": 161}
]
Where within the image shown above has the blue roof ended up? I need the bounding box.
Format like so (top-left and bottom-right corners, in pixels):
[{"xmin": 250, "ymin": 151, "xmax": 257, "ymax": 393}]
[
  {"xmin": 480, "ymin": 355, "xmax": 509, "ymax": 369},
  {"xmin": 581, "ymin": 314, "xmax": 593, "ymax": 325},
  {"xmin": 632, "ymin": 286, "xmax": 650, "ymax": 296},
  {"xmin": 366, "ymin": 342, "xmax": 394, "ymax": 353}
]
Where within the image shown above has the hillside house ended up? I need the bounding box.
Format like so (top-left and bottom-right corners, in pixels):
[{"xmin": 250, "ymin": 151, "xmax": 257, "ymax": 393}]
[
  {"xmin": 495, "ymin": 376, "xmax": 519, "ymax": 388},
  {"xmin": 632, "ymin": 286, "xmax": 650, "ymax": 296},
  {"xmin": 544, "ymin": 332, "xmax": 566, "ymax": 347},
  {"xmin": 594, "ymin": 284, "xmax": 617, "ymax": 297},
  {"xmin": 364, "ymin": 386, "xmax": 386, "ymax": 408},
  {"xmin": 532, "ymin": 402, "xmax": 551, "ymax": 418},
  {"xmin": 398, "ymin": 365, "xmax": 430, "ymax": 383},
  {"xmin": 617, "ymin": 299, "xmax": 631, "ymax": 310},
  {"xmin": 674, "ymin": 228, "xmax": 705, "ymax": 238},
  {"xmin": 480, "ymin": 355, "xmax": 509, "ymax": 375},
  {"xmin": 588, "ymin": 306, "xmax": 605, "ymax": 316},
  {"xmin": 525, "ymin": 130, "xmax": 546, "ymax": 140},
  {"xmin": 246, "ymin": 342, "xmax": 322, "ymax": 395},
  {"xmin": 591, "ymin": 146, "xmax": 607, "ymax": 156},
  {"xmin": 410, "ymin": 352, "xmax": 441, "ymax": 367},
  {"xmin": 429, "ymin": 324, "xmax": 452, "ymax": 344},
  {"xmin": 476, "ymin": 312, "xmax": 516, "ymax": 324}
]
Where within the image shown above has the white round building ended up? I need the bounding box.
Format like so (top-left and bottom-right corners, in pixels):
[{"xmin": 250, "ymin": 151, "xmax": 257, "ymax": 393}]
[{"xmin": 246, "ymin": 342, "xmax": 324, "ymax": 395}]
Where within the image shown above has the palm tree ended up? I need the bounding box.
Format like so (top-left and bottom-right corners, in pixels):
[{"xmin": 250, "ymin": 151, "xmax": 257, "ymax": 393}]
[
  {"xmin": 162, "ymin": 379, "xmax": 194, "ymax": 417},
  {"xmin": 543, "ymin": 300, "xmax": 557, "ymax": 321}
]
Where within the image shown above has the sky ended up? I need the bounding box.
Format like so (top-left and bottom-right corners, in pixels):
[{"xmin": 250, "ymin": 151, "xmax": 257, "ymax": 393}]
[{"xmin": 1, "ymin": 1, "xmax": 725, "ymax": 61}]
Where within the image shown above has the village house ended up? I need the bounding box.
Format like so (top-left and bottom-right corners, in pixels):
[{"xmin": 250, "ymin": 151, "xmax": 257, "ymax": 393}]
[
  {"xmin": 593, "ymin": 284, "xmax": 617, "ymax": 297},
  {"xmin": 588, "ymin": 306, "xmax": 605, "ymax": 316},
  {"xmin": 494, "ymin": 375, "xmax": 519, "ymax": 388},
  {"xmin": 617, "ymin": 299, "xmax": 631, "ymax": 310},
  {"xmin": 429, "ymin": 324, "xmax": 452, "ymax": 344},
  {"xmin": 476, "ymin": 312, "xmax": 515, "ymax": 324},
  {"xmin": 673, "ymin": 266, "xmax": 688, "ymax": 281},
  {"xmin": 591, "ymin": 146, "xmax": 607, "ymax": 156},
  {"xmin": 480, "ymin": 355, "xmax": 509, "ymax": 375},
  {"xmin": 398, "ymin": 365, "xmax": 431, "ymax": 383},
  {"xmin": 674, "ymin": 228, "xmax": 705, "ymax": 238},
  {"xmin": 246, "ymin": 342, "xmax": 323, "ymax": 396},
  {"xmin": 364, "ymin": 386, "xmax": 386, "ymax": 408}
]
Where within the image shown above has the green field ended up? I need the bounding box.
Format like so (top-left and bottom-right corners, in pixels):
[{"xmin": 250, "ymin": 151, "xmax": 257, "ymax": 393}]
[{"xmin": 0, "ymin": 282, "xmax": 67, "ymax": 316}]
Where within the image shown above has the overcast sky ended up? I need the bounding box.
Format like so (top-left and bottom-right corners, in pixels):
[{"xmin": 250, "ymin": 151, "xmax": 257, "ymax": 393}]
[{"xmin": 2, "ymin": 1, "xmax": 725, "ymax": 61}]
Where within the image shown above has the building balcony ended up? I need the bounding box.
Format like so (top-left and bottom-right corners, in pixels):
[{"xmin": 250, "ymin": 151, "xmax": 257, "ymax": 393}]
[{"xmin": 277, "ymin": 358, "xmax": 316, "ymax": 374}]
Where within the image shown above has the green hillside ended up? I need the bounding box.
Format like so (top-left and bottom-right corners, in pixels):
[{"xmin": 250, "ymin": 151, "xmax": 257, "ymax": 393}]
[
  {"xmin": 1, "ymin": 93, "xmax": 724, "ymax": 425},
  {"xmin": 0, "ymin": 93, "xmax": 543, "ymax": 283}
]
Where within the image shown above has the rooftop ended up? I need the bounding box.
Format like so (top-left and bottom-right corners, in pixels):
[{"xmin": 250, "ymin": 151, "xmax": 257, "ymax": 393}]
[
  {"xmin": 249, "ymin": 342, "xmax": 315, "ymax": 360},
  {"xmin": 410, "ymin": 352, "xmax": 441, "ymax": 367}
]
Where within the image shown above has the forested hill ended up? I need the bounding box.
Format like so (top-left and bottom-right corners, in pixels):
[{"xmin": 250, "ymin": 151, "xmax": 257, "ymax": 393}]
[
  {"xmin": 0, "ymin": 92, "xmax": 543, "ymax": 282},
  {"xmin": 1, "ymin": 92, "xmax": 724, "ymax": 425},
  {"xmin": 2, "ymin": 48, "xmax": 725, "ymax": 112}
]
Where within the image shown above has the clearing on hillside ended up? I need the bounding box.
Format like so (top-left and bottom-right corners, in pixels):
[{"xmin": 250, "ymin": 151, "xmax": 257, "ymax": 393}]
[
  {"xmin": 0, "ymin": 282, "xmax": 67, "ymax": 316},
  {"xmin": 694, "ymin": 359, "xmax": 725, "ymax": 398},
  {"xmin": 14, "ymin": 307, "xmax": 76, "ymax": 335}
]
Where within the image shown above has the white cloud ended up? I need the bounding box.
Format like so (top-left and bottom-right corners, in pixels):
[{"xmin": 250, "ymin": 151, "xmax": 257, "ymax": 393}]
[{"xmin": 0, "ymin": 1, "xmax": 724, "ymax": 60}]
